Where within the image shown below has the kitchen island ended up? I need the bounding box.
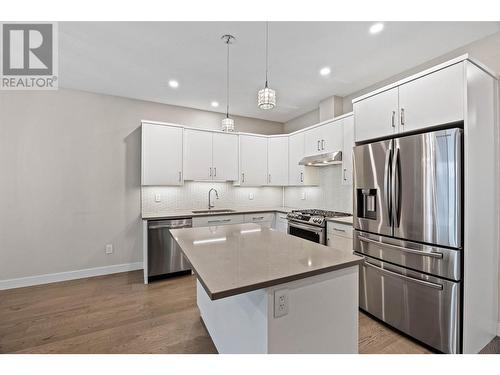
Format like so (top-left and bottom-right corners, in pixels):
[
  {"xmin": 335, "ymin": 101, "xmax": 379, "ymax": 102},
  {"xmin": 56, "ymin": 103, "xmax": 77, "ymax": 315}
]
[{"xmin": 170, "ymin": 223, "xmax": 363, "ymax": 354}]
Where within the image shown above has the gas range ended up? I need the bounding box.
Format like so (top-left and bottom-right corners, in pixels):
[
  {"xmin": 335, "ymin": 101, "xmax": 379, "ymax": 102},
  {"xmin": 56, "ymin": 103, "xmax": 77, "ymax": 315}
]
[{"xmin": 286, "ymin": 209, "xmax": 352, "ymax": 228}]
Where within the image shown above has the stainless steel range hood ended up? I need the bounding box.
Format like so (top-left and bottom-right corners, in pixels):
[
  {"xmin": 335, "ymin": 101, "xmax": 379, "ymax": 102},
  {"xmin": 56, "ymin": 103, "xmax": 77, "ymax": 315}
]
[{"xmin": 299, "ymin": 151, "xmax": 342, "ymax": 166}]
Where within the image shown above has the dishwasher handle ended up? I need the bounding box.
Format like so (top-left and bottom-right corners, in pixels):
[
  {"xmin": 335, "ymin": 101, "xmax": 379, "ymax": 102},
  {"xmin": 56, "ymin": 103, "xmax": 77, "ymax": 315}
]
[{"xmin": 148, "ymin": 219, "xmax": 193, "ymax": 230}]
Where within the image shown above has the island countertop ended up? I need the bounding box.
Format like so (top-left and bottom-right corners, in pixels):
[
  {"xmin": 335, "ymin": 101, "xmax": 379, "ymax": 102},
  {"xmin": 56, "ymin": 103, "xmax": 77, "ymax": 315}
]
[{"xmin": 171, "ymin": 223, "xmax": 363, "ymax": 300}]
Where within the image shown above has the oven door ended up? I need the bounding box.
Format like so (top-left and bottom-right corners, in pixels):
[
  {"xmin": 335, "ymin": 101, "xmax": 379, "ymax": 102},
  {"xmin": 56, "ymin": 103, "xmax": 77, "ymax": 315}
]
[{"xmin": 287, "ymin": 221, "xmax": 325, "ymax": 244}]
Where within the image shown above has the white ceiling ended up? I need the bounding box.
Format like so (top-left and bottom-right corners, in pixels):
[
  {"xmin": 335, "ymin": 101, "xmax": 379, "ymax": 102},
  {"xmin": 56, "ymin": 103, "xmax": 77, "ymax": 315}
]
[{"xmin": 59, "ymin": 22, "xmax": 500, "ymax": 123}]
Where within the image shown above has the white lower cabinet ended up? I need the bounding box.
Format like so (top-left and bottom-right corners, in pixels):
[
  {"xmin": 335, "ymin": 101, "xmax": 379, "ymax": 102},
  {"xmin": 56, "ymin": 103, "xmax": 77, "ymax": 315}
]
[
  {"xmin": 192, "ymin": 214, "xmax": 244, "ymax": 228},
  {"xmin": 327, "ymin": 222, "xmax": 353, "ymax": 252},
  {"xmin": 274, "ymin": 213, "xmax": 288, "ymax": 233},
  {"xmin": 244, "ymin": 212, "xmax": 274, "ymax": 228}
]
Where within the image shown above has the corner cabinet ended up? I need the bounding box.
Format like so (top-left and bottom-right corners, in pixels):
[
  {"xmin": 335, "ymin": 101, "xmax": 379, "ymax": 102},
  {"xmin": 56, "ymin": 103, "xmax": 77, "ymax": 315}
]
[
  {"xmin": 354, "ymin": 62, "xmax": 465, "ymax": 143},
  {"xmin": 183, "ymin": 129, "xmax": 238, "ymax": 181},
  {"xmin": 239, "ymin": 134, "xmax": 268, "ymax": 186},
  {"xmin": 141, "ymin": 123, "xmax": 183, "ymax": 186},
  {"xmin": 267, "ymin": 136, "xmax": 289, "ymax": 186}
]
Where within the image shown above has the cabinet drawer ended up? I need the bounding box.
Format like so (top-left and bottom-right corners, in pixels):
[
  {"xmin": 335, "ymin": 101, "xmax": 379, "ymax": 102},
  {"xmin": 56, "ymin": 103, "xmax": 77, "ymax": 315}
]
[
  {"xmin": 244, "ymin": 212, "xmax": 274, "ymax": 223},
  {"xmin": 327, "ymin": 234, "xmax": 353, "ymax": 253},
  {"xmin": 192, "ymin": 214, "xmax": 244, "ymax": 227},
  {"xmin": 327, "ymin": 222, "xmax": 353, "ymax": 238}
]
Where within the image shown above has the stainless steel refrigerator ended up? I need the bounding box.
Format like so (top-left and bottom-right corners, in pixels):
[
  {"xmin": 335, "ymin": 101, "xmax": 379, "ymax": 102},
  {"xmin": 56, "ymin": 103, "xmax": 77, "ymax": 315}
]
[{"xmin": 353, "ymin": 127, "xmax": 463, "ymax": 354}]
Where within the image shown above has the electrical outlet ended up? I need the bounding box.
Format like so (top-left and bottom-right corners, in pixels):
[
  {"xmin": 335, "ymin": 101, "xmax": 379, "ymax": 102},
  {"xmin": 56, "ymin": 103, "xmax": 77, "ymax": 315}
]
[
  {"xmin": 105, "ymin": 244, "xmax": 113, "ymax": 254},
  {"xmin": 301, "ymin": 192, "xmax": 306, "ymax": 200},
  {"xmin": 274, "ymin": 289, "xmax": 289, "ymax": 318},
  {"xmin": 155, "ymin": 194, "xmax": 161, "ymax": 202},
  {"xmin": 248, "ymin": 193, "xmax": 254, "ymax": 200}
]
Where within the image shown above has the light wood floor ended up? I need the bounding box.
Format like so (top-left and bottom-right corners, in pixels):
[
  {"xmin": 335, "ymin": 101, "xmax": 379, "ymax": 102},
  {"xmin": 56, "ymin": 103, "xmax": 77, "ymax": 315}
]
[{"xmin": 0, "ymin": 271, "xmax": 496, "ymax": 354}]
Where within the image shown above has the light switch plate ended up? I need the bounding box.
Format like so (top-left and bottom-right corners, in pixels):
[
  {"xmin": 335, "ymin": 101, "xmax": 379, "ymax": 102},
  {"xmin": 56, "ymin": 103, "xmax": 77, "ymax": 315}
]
[
  {"xmin": 249, "ymin": 193, "xmax": 254, "ymax": 200},
  {"xmin": 155, "ymin": 194, "xmax": 161, "ymax": 202},
  {"xmin": 274, "ymin": 289, "xmax": 289, "ymax": 318},
  {"xmin": 301, "ymin": 192, "xmax": 306, "ymax": 200},
  {"xmin": 105, "ymin": 244, "xmax": 113, "ymax": 254}
]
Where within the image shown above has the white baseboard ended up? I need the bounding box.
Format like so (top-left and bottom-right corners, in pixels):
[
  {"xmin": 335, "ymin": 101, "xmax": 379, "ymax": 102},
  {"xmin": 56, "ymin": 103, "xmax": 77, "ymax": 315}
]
[{"xmin": 0, "ymin": 262, "xmax": 143, "ymax": 290}]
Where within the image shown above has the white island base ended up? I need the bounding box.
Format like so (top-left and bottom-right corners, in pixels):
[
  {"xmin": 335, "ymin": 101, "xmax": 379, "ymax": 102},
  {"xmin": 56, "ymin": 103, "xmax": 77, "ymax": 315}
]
[{"xmin": 197, "ymin": 265, "xmax": 359, "ymax": 354}]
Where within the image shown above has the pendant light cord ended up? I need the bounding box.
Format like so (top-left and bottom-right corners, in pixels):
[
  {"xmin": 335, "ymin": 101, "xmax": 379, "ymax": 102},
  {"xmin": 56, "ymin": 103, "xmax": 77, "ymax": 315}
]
[
  {"xmin": 226, "ymin": 38, "xmax": 230, "ymax": 118},
  {"xmin": 265, "ymin": 21, "xmax": 269, "ymax": 87}
]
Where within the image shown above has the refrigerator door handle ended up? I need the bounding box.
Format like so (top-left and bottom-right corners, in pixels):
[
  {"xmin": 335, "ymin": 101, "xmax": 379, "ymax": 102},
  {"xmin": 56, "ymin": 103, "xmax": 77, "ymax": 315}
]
[
  {"xmin": 358, "ymin": 236, "xmax": 444, "ymax": 258},
  {"xmin": 364, "ymin": 260, "xmax": 443, "ymax": 290},
  {"xmin": 384, "ymin": 148, "xmax": 392, "ymax": 226},
  {"xmin": 392, "ymin": 147, "xmax": 401, "ymax": 228}
]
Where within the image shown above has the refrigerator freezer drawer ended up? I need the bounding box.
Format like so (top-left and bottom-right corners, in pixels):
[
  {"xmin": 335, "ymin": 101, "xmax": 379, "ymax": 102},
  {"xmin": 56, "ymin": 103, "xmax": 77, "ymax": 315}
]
[
  {"xmin": 354, "ymin": 230, "xmax": 461, "ymax": 281},
  {"xmin": 358, "ymin": 255, "xmax": 461, "ymax": 353}
]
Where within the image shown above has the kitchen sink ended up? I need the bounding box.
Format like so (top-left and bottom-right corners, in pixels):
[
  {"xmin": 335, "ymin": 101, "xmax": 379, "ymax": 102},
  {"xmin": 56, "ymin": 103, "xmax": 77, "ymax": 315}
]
[{"xmin": 191, "ymin": 209, "xmax": 236, "ymax": 214}]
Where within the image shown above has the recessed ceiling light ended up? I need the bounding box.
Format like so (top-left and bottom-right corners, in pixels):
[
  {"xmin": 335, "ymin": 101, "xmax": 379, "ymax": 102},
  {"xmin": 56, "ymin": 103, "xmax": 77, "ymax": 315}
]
[
  {"xmin": 168, "ymin": 80, "xmax": 179, "ymax": 88},
  {"xmin": 319, "ymin": 67, "xmax": 331, "ymax": 76},
  {"xmin": 211, "ymin": 101, "xmax": 219, "ymax": 108},
  {"xmin": 369, "ymin": 23, "xmax": 384, "ymax": 34}
]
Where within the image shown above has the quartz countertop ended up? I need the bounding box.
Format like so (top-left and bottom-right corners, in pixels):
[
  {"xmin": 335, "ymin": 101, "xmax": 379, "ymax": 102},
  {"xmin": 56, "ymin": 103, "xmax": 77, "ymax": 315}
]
[
  {"xmin": 325, "ymin": 216, "xmax": 353, "ymax": 225},
  {"xmin": 142, "ymin": 206, "xmax": 296, "ymax": 220},
  {"xmin": 171, "ymin": 223, "xmax": 363, "ymax": 300}
]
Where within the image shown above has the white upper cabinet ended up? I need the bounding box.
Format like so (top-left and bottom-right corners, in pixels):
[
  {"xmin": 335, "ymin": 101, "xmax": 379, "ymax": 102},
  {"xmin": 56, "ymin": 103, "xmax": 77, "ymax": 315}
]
[
  {"xmin": 239, "ymin": 135, "xmax": 268, "ymax": 186},
  {"xmin": 212, "ymin": 132, "xmax": 238, "ymax": 181},
  {"xmin": 398, "ymin": 63, "xmax": 464, "ymax": 133},
  {"xmin": 288, "ymin": 132, "xmax": 319, "ymax": 186},
  {"xmin": 267, "ymin": 136, "xmax": 289, "ymax": 186},
  {"xmin": 184, "ymin": 129, "xmax": 238, "ymax": 181},
  {"xmin": 341, "ymin": 115, "xmax": 354, "ymax": 185},
  {"xmin": 142, "ymin": 124, "xmax": 183, "ymax": 186},
  {"xmin": 183, "ymin": 129, "xmax": 213, "ymax": 180},
  {"xmin": 289, "ymin": 132, "xmax": 305, "ymax": 185},
  {"xmin": 304, "ymin": 120, "xmax": 342, "ymax": 155},
  {"xmin": 354, "ymin": 87, "xmax": 399, "ymax": 143}
]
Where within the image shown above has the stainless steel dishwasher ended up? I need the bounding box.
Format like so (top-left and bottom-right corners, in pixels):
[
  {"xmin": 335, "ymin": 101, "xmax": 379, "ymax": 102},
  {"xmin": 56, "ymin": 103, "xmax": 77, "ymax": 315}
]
[{"xmin": 148, "ymin": 218, "xmax": 192, "ymax": 280}]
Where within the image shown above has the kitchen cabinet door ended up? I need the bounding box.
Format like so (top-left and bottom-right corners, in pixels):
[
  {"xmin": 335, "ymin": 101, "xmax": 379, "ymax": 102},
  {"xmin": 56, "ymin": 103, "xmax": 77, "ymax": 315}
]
[
  {"xmin": 183, "ymin": 129, "xmax": 213, "ymax": 181},
  {"xmin": 239, "ymin": 135, "xmax": 268, "ymax": 186},
  {"xmin": 212, "ymin": 132, "xmax": 238, "ymax": 181},
  {"xmin": 288, "ymin": 132, "xmax": 305, "ymax": 185},
  {"xmin": 267, "ymin": 136, "xmax": 289, "ymax": 185},
  {"xmin": 142, "ymin": 124, "xmax": 183, "ymax": 185},
  {"xmin": 354, "ymin": 87, "xmax": 399, "ymax": 143},
  {"xmin": 341, "ymin": 116, "xmax": 354, "ymax": 185},
  {"xmin": 398, "ymin": 62, "xmax": 464, "ymax": 133},
  {"xmin": 304, "ymin": 126, "xmax": 323, "ymax": 156},
  {"xmin": 320, "ymin": 120, "xmax": 343, "ymax": 154}
]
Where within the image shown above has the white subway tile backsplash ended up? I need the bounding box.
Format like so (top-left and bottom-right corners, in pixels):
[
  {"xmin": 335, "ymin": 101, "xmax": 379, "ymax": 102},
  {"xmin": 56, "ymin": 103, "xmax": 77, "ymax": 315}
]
[
  {"xmin": 142, "ymin": 181, "xmax": 283, "ymax": 216},
  {"xmin": 284, "ymin": 166, "xmax": 352, "ymax": 213}
]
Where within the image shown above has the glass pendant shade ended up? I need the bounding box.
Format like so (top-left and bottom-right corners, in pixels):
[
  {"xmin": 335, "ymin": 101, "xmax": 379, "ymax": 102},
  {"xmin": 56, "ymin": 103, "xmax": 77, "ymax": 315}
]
[
  {"xmin": 258, "ymin": 86, "xmax": 276, "ymax": 109},
  {"xmin": 221, "ymin": 116, "xmax": 235, "ymax": 132}
]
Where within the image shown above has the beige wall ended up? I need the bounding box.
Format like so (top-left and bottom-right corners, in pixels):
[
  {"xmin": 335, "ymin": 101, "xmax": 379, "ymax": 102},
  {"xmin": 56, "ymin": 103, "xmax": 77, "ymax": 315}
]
[
  {"xmin": 283, "ymin": 109, "xmax": 319, "ymax": 134},
  {"xmin": 0, "ymin": 88, "xmax": 283, "ymax": 281}
]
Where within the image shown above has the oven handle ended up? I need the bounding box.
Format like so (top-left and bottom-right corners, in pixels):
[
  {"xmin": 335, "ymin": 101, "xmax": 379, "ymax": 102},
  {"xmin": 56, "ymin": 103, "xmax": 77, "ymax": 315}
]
[
  {"xmin": 364, "ymin": 261, "xmax": 443, "ymax": 290},
  {"xmin": 288, "ymin": 222, "xmax": 324, "ymax": 233}
]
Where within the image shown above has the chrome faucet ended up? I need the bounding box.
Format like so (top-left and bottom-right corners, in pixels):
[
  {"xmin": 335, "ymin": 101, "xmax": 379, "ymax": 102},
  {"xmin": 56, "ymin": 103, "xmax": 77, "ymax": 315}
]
[{"xmin": 208, "ymin": 188, "xmax": 219, "ymax": 209}]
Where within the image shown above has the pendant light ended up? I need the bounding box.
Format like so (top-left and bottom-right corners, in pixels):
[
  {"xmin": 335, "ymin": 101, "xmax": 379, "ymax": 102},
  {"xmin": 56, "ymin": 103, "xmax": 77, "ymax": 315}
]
[
  {"xmin": 221, "ymin": 34, "xmax": 236, "ymax": 132},
  {"xmin": 258, "ymin": 22, "xmax": 276, "ymax": 110}
]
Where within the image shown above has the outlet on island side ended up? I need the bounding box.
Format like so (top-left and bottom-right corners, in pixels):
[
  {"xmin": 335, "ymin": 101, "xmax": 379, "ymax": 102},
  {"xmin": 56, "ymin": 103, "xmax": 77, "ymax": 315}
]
[
  {"xmin": 274, "ymin": 288, "xmax": 289, "ymax": 318},
  {"xmin": 105, "ymin": 244, "xmax": 113, "ymax": 255}
]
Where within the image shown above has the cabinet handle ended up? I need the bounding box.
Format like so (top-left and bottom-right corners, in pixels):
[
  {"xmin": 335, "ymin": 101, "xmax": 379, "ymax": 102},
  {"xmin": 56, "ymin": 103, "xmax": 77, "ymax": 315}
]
[
  {"xmin": 321, "ymin": 139, "xmax": 325, "ymax": 150},
  {"xmin": 268, "ymin": 173, "xmax": 271, "ymax": 184},
  {"xmin": 208, "ymin": 219, "xmax": 231, "ymax": 224},
  {"xmin": 214, "ymin": 167, "xmax": 217, "ymax": 177},
  {"xmin": 400, "ymin": 108, "xmax": 405, "ymax": 126},
  {"xmin": 343, "ymin": 168, "xmax": 347, "ymax": 181},
  {"xmin": 391, "ymin": 111, "xmax": 396, "ymax": 128},
  {"xmin": 242, "ymin": 173, "xmax": 245, "ymax": 183},
  {"xmin": 300, "ymin": 172, "xmax": 303, "ymax": 183},
  {"xmin": 178, "ymin": 171, "xmax": 182, "ymax": 182},
  {"xmin": 333, "ymin": 227, "xmax": 346, "ymax": 233},
  {"xmin": 253, "ymin": 216, "xmax": 265, "ymax": 220},
  {"xmin": 209, "ymin": 167, "xmax": 212, "ymax": 177},
  {"xmin": 317, "ymin": 140, "xmax": 321, "ymax": 151}
]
